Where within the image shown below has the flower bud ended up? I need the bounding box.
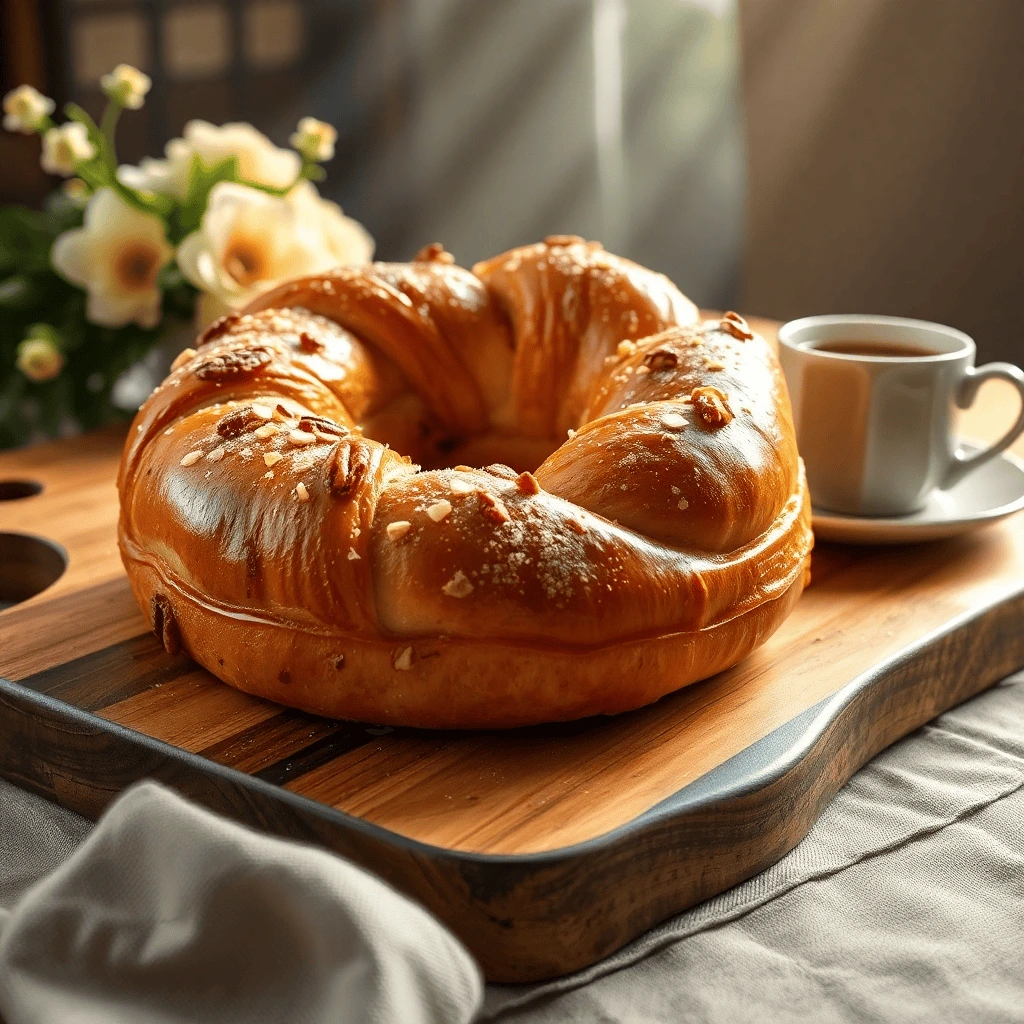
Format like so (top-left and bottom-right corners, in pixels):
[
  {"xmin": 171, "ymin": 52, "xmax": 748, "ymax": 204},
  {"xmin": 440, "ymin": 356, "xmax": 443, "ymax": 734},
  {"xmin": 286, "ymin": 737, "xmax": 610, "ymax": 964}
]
[
  {"xmin": 2, "ymin": 84, "xmax": 55, "ymax": 134},
  {"xmin": 41, "ymin": 122, "xmax": 96, "ymax": 176},
  {"xmin": 100, "ymin": 64, "xmax": 152, "ymax": 110},
  {"xmin": 62, "ymin": 178, "xmax": 90, "ymax": 206},
  {"xmin": 290, "ymin": 116, "xmax": 337, "ymax": 163},
  {"xmin": 16, "ymin": 332, "xmax": 64, "ymax": 382}
]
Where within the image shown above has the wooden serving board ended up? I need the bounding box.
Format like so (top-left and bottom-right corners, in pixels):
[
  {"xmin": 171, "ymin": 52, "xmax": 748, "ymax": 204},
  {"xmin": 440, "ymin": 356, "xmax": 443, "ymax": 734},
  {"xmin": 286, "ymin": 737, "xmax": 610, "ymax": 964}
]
[{"xmin": 2, "ymin": 319, "xmax": 1023, "ymax": 984}]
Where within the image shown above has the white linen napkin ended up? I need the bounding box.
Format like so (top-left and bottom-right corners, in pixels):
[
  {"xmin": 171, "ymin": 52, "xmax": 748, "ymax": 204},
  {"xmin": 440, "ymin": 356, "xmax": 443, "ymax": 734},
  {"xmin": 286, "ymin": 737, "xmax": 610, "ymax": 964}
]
[{"xmin": 0, "ymin": 781, "xmax": 482, "ymax": 1024}]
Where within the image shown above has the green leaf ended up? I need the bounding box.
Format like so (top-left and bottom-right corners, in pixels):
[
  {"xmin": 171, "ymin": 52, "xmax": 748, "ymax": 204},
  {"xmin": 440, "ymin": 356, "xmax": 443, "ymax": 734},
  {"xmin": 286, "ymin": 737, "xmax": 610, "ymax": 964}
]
[
  {"xmin": 0, "ymin": 275, "xmax": 39, "ymax": 308},
  {"xmin": 0, "ymin": 206, "xmax": 52, "ymax": 274},
  {"xmin": 172, "ymin": 153, "xmax": 240, "ymax": 239}
]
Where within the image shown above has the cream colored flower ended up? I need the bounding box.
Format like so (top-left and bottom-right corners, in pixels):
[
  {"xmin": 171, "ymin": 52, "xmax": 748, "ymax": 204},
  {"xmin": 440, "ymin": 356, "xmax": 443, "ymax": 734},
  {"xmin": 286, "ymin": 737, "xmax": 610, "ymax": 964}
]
[
  {"xmin": 290, "ymin": 116, "xmax": 337, "ymax": 162},
  {"xmin": 17, "ymin": 336, "xmax": 64, "ymax": 381},
  {"xmin": 3, "ymin": 84, "xmax": 54, "ymax": 133},
  {"xmin": 51, "ymin": 188, "xmax": 173, "ymax": 328},
  {"xmin": 176, "ymin": 180, "xmax": 373, "ymax": 319},
  {"xmin": 41, "ymin": 122, "xmax": 95, "ymax": 176},
  {"xmin": 288, "ymin": 180, "xmax": 374, "ymax": 267},
  {"xmin": 100, "ymin": 64, "xmax": 151, "ymax": 109},
  {"xmin": 118, "ymin": 119, "xmax": 300, "ymax": 200}
]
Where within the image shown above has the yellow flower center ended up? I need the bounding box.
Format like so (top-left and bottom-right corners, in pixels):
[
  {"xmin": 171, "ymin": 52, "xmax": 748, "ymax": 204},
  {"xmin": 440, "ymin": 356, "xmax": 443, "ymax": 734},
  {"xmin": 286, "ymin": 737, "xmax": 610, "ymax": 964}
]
[
  {"xmin": 114, "ymin": 241, "xmax": 161, "ymax": 292},
  {"xmin": 223, "ymin": 232, "xmax": 268, "ymax": 287}
]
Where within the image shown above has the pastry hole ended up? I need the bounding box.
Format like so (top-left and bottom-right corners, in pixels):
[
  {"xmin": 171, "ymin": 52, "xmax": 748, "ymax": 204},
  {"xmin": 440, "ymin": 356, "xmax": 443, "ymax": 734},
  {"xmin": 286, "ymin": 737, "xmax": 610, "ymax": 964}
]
[
  {"xmin": 0, "ymin": 533, "xmax": 67, "ymax": 611},
  {"xmin": 0, "ymin": 479, "xmax": 43, "ymax": 501}
]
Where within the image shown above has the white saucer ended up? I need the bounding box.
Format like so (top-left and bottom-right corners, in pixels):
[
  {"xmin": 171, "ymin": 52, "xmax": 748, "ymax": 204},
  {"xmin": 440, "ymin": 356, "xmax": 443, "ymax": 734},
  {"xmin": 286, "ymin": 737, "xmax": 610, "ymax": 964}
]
[{"xmin": 811, "ymin": 443, "xmax": 1024, "ymax": 545}]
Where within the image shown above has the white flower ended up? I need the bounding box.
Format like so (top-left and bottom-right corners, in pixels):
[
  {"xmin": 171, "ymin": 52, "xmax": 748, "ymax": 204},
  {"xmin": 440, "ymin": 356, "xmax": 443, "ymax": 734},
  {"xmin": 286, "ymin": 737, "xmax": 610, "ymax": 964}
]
[
  {"xmin": 290, "ymin": 116, "xmax": 337, "ymax": 162},
  {"xmin": 3, "ymin": 84, "xmax": 54, "ymax": 133},
  {"xmin": 176, "ymin": 180, "xmax": 374, "ymax": 320},
  {"xmin": 17, "ymin": 336, "xmax": 64, "ymax": 381},
  {"xmin": 100, "ymin": 64, "xmax": 151, "ymax": 110},
  {"xmin": 117, "ymin": 156, "xmax": 174, "ymax": 196},
  {"xmin": 51, "ymin": 188, "xmax": 174, "ymax": 328},
  {"xmin": 41, "ymin": 122, "xmax": 95, "ymax": 176},
  {"xmin": 117, "ymin": 119, "xmax": 301, "ymax": 200}
]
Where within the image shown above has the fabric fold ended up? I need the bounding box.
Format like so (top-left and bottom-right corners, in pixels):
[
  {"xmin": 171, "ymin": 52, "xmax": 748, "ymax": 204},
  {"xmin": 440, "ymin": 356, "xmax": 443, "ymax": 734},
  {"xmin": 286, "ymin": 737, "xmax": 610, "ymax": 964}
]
[{"xmin": 0, "ymin": 781, "xmax": 482, "ymax": 1024}]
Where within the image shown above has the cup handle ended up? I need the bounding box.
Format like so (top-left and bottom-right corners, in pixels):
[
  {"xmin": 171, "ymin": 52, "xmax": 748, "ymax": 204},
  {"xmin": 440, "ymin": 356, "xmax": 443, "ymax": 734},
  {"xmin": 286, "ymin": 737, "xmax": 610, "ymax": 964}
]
[{"xmin": 944, "ymin": 361, "xmax": 1024, "ymax": 488}]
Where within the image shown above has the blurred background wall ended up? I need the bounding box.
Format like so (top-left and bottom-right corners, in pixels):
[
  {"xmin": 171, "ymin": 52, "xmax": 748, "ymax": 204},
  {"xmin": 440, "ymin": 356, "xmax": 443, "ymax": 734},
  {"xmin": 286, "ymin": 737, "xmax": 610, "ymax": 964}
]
[
  {"xmin": 2, "ymin": 0, "xmax": 1023, "ymax": 361},
  {"xmin": 738, "ymin": 0, "xmax": 1024, "ymax": 363}
]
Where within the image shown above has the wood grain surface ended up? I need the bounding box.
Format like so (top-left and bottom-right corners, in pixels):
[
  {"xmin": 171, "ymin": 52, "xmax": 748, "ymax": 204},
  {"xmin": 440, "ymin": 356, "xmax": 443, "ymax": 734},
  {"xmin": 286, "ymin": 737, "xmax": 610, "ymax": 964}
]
[{"xmin": 2, "ymin": 316, "xmax": 1023, "ymax": 981}]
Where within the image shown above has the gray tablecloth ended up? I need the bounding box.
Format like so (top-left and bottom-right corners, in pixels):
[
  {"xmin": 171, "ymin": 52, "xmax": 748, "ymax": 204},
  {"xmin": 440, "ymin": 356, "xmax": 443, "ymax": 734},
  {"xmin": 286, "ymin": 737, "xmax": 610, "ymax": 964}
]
[{"xmin": 3, "ymin": 670, "xmax": 1024, "ymax": 1023}]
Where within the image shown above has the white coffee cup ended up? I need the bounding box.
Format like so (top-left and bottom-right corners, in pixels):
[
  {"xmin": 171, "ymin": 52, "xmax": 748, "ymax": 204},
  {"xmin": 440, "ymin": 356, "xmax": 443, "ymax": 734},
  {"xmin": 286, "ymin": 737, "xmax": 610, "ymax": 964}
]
[{"xmin": 778, "ymin": 314, "xmax": 1024, "ymax": 517}]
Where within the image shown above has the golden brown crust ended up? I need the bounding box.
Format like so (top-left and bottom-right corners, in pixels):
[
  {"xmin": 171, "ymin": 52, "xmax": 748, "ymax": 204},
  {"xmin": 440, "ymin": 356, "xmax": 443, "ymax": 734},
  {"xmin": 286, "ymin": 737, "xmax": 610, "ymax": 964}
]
[{"xmin": 118, "ymin": 241, "xmax": 812, "ymax": 728}]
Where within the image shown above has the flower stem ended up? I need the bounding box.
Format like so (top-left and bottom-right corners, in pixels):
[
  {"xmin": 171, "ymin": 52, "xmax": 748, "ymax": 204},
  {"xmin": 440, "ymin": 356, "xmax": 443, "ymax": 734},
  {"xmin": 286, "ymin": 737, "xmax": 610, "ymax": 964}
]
[{"xmin": 99, "ymin": 101, "xmax": 122, "ymax": 159}]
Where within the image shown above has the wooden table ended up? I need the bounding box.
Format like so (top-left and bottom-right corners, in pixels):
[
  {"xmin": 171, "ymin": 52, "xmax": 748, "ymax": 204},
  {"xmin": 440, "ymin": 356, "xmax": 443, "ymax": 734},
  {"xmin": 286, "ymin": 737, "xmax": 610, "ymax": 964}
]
[{"xmin": 1, "ymin": 317, "xmax": 1022, "ymax": 982}]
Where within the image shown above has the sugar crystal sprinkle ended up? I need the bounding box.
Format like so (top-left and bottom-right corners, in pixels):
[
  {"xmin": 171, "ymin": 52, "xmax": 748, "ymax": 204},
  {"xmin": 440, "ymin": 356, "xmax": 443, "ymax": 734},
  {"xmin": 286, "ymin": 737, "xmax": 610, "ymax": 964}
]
[
  {"xmin": 442, "ymin": 570, "xmax": 474, "ymax": 598},
  {"xmin": 347, "ymin": 547, "xmax": 361, "ymax": 560},
  {"xmin": 264, "ymin": 452, "xmax": 282, "ymax": 467},
  {"xmin": 427, "ymin": 499, "xmax": 452, "ymax": 522},
  {"xmin": 387, "ymin": 520, "xmax": 411, "ymax": 540},
  {"xmin": 180, "ymin": 450, "xmax": 203, "ymax": 466},
  {"xmin": 677, "ymin": 497, "xmax": 690, "ymax": 510}
]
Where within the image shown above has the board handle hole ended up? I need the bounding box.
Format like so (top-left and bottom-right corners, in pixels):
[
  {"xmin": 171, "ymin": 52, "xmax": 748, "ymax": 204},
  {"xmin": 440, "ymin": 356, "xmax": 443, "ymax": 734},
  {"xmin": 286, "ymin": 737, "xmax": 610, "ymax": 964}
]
[
  {"xmin": 0, "ymin": 533, "xmax": 67, "ymax": 611},
  {"xmin": 0, "ymin": 479, "xmax": 43, "ymax": 501}
]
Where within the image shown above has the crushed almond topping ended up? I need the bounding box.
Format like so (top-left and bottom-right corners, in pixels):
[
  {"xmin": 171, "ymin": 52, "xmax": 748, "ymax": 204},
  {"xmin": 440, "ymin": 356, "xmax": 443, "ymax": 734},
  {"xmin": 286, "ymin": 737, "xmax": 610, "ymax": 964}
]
[
  {"xmin": 240, "ymin": 447, "xmax": 253, "ymax": 457},
  {"xmin": 180, "ymin": 450, "xmax": 203, "ymax": 466},
  {"xmin": 454, "ymin": 464, "xmax": 473, "ymax": 472},
  {"xmin": 264, "ymin": 452, "xmax": 282, "ymax": 467},
  {"xmin": 273, "ymin": 403, "xmax": 293, "ymax": 421},
  {"xmin": 705, "ymin": 360, "xmax": 726, "ymax": 371},
  {"xmin": 567, "ymin": 519, "xmax": 586, "ymax": 535},
  {"xmin": 394, "ymin": 646, "xmax": 413, "ymax": 671},
  {"xmin": 479, "ymin": 491, "xmax": 511, "ymax": 523},
  {"xmin": 515, "ymin": 471, "xmax": 541, "ymax": 495},
  {"xmin": 567, "ymin": 428, "xmax": 576, "ymax": 439},
  {"xmin": 252, "ymin": 403, "xmax": 273, "ymax": 419},
  {"xmin": 616, "ymin": 339, "xmax": 636, "ymax": 358},
  {"xmin": 677, "ymin": 497, "xmax": 690, "ymax": 510},
  {"xmin": 347, "ymin": 547, "xmax": 361, "ymax": 560},
  {"xmin": 635, "ymin": 365, "xmax": 650, "ymax": 375},
  {"xmin": 661, "ymin": 412, "xmax": 688, "ymax": 430},
  {"xmin": 442, "ymin": 570, "xmax": 474, "ymax": 598},
  {"xmin": 691, "ymin": 385, "xmax": 734, "ymax": 427},
  {"xmin": 288, "ymin": 429, "xmax": 316, "ymax": 446},
  {"xmin": 427, "ymin": 499, "xmax": 452, "ymax": 522},
  {"xmin": 387, "ymin": 520, "xmax": 412, "ymax": 540},
  {"xmin": 171, "ymin": 347, "xmax": 196, "ymax": 372},
  {"xmin": 313, "ymin": 428, "xmax": 339, "ymax": 442},
  {"xmin": 206, "ymin": 446, "xmax": 226, "ymax": 462},
  {"xmin": 413, "ymin": 241, "xmax": 455, "ymax": 264},
  {"xmin": 263, "ymin": 470, "xmax": 274, "ymax": 479},
  {"xmin": 450, "ymin": 478, "xmax": 475, "ymax": 495},
  {"xmin": 295, "ymin": 482, "xmax": 310, "ymax": 502},
  {"xmin": 720, "ymin": 311, "xmax": 755, "ymax": 341},
  {"xmin": 164, "ymin": 427, "xmax": 174, "ymax": 435},
  {"xmin": 254, "ymin": 424, "xmax": 278, "ymax": 439}
]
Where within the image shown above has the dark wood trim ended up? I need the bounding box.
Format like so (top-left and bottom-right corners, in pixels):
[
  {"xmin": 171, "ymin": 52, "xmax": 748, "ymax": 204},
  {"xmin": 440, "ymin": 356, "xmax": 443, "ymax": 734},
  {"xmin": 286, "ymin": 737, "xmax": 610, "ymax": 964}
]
[{"xmin": 3, "ymin": 584, "xmax": 1022, "ymax": 982}]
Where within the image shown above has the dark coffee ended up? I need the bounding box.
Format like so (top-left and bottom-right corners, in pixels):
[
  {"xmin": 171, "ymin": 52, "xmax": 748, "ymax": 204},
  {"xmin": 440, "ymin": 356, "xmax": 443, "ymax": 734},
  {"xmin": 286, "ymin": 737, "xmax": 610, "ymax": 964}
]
[{"xmin": 813, "ymin": 340, "xmax": 940, "ymax": 358}]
